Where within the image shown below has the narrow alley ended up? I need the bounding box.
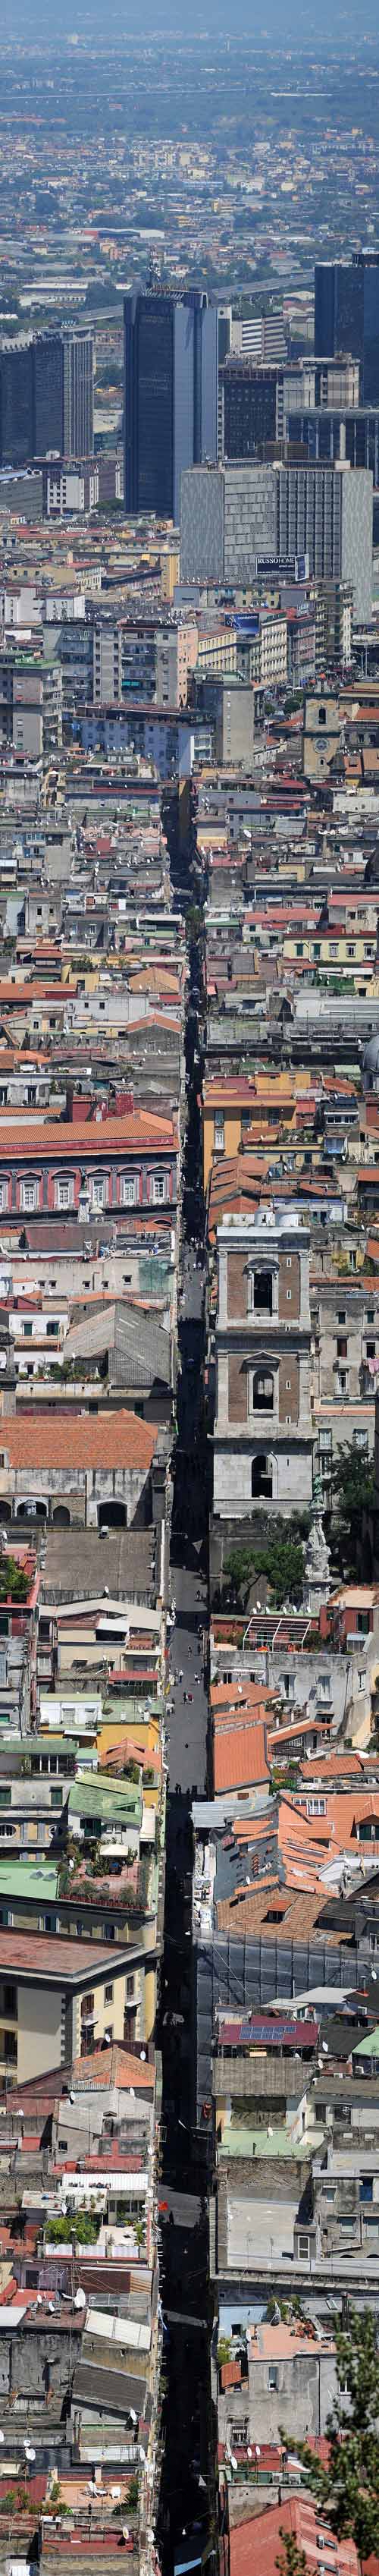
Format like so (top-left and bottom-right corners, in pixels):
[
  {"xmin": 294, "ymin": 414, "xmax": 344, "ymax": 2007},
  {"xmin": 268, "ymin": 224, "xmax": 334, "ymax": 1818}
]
[{"xmin": 158, "ymin": 885, "xmax": 211, "ymax": 2576}]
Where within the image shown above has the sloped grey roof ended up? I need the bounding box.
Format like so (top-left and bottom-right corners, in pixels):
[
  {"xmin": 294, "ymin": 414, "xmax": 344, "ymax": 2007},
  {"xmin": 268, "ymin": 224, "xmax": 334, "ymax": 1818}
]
[{"xmin": 64, "ymin": 1298, "xmax": 171, "ymax": 1389}]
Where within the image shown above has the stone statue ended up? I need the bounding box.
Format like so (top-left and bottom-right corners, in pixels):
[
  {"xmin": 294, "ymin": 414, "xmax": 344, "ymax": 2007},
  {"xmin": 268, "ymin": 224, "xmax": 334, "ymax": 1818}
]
[{"xmin": 302, "ymin": 1478, "xmax": 331, "ymax": 1615}]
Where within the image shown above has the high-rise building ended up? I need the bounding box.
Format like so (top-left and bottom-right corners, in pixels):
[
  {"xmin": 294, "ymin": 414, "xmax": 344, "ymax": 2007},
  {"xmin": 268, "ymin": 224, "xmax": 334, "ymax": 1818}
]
[
  {"xmin": 61, "ymin": 330, "xmax": 93, "ymax": 458},
  {"xmin": 220, "ymin": 357, "xmax": 362, "ymax": 462},
  {"xmin": 230, "ymin": 313, "xmax": 287, "ymax": 363},
  {"xmin": 180, "ymin": 461, "xmax": 277, "ymax": 587},
  {"xmin": 0, "ymin": 329, "xmax": 94, "ymax": 467},
  {"xmin": 180, "ymin": 458, "xmax": 373, "ymax": 620},
  {"xmin": 315, "ymin": 254, "xmax": 379, "ymax": 402},
  {"xmin": 275, "ymin": 461, "xmax": 372, "ymax": 619},
  {"xmin": 33, "ymin": 333, "xmax": 64, "ymax": 457},
  {"xmin": 285, "ymin": 404, "xmax": 379, "ymax": 481},
  {"xmin": 221, "ymin": 362, "xmax": 279, "ymax": 459},
  {"xmin": 124, "ymin": 289, "xmax": 218, "ymax": 521},
  {"xmin": 0, "ymin": 346, "xmax": 33, "ymax": 468}
]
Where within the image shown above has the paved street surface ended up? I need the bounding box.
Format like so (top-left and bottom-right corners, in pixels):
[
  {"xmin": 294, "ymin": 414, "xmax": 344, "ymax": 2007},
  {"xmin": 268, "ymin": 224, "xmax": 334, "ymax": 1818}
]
[
  {"xmin": 166, "ymin": 1562, "xmax": 208, "ymax": 1798},
  {"xmin": 167, "ymin": 1241, "xmax": 208, "ymax": 1798},
  {"xmin": 158, "ymin": 935, "xmax": 211, "ymax": 2574}
]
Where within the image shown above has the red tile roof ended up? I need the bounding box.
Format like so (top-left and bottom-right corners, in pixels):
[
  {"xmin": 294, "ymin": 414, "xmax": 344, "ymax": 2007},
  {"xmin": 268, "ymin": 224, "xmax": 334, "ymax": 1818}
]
[
  {"xmin": 229, "ymin": 2499, "xmax": 359, "ymax": 2576},
  {"xmin": 0, "ymin": 1112, "xmax": 177, "ymax": 1158},
  {"xmin": 0, "ymin": 1408, "xmax": 156, "ymax": 1469}
]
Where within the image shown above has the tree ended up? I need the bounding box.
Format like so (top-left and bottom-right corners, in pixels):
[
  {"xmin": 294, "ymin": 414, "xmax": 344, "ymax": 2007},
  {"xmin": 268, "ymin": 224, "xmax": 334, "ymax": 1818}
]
[
  {"xmin": 286, "ymin": 2305, "xmax": 379, "ymax": 2555},
  {"xmin": 0, "ymin": 1556, "xmax": 29, "ymax": 1603},
  {"xmin": 331, "ymin": 1445, "xmax": 375, "ymax": 1557},
  {"xmin": 223, "ymin": 1521, "xmax": 307, "ymax": 1610},
  {"xmin": 276, "ymin": 2533, "xmax": 308, "ymax": 2576}
]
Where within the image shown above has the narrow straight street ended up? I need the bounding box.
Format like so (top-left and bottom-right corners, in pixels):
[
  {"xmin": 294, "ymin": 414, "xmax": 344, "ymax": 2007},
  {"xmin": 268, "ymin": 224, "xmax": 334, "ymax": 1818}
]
[{"xmin": 158, "ymin": 896, "xmax": 211, "ymax": 2576}]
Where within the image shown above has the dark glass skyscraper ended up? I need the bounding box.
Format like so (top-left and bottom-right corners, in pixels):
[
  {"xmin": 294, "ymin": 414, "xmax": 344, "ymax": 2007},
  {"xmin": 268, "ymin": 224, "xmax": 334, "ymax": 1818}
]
[
  {"xmin": 33, "ymin": 334, "xmax": 64, "ymax": 456},
  {"xmin": 315, "ymin": 253, "xmax": 379, "ymax": 401},
  {"xmin": 221, "ymin": 362, "xmax": 278, "ymax": 458},
  {"xmin": 0, "ymin": 345, "xmax": 33, "ymax": 467},
  {"xmin": 124, "ymin": 289, "xmax": 218, "ymax": 521},
  {"xmin": 0, "ymin": 329, "xmax": 94, "ymax": 467}
]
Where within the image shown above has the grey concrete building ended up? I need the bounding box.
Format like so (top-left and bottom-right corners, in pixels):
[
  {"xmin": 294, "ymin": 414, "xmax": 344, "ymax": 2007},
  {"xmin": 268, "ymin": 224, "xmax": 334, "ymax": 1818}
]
[
  {"xmin": 275, "ymin": 460, "xmax": 373, "ymax": 622},
  {"xmin": 180, "ymin": 458, "xmax": 373, "ymax": 618},
  {"xmin": 180, "ymin": 461, "xmax": 276, "ymax": 586}
]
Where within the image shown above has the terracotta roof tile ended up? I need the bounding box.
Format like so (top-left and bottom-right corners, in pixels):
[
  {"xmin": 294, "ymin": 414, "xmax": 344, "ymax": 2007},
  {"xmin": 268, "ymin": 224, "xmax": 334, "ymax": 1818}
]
[
  {"xmin": 0, "ymin": 1408, "xmax": 156, "ymax": 1470},
  {"xmin": 0, "ymin": 1112, "xmax": 177, "ymax": 1158}
]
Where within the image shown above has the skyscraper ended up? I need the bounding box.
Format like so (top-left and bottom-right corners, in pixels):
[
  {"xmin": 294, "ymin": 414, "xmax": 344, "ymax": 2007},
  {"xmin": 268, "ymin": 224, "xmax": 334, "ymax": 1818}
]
[
  {"xmin": 221, "ymin": 361, "xmax": 279, "ymax": 458},
  {"xmin": 0, "ymin": 329, "xmax": 94, "ymax": 468},
  {"xmin": 33, "ymin": 334, "xmax": 64, "ymax": 458},
  {"xmin": 180, "ymin": 458, "xmax": 373, "ymax": 619},
  {"xmin": 62, "ymin": 330, "xmax": 93, "ymax": 458},
  {"xmin": 0, "ymin": 345, "xmax": 33, "ymax": 468},
  {"xmin": 124, "ymin": 289, "xmax": 218, "ymax": 521},
  {"xmin": 315, "ymin": 253, "xmax": 379, "ymax": 401}
]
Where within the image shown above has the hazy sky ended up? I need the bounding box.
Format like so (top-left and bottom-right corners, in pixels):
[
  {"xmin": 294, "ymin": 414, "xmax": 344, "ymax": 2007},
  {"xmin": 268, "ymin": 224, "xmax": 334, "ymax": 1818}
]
[{"xmin": 3, "ymin": 0, "xmax": 379, "ymax": 38}]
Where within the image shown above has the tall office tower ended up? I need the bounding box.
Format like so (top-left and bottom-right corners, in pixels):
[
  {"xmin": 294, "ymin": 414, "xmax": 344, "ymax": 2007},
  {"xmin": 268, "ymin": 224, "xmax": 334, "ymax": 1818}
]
[
  {"xmin": 33, "ymin": 334, "xmax": 64, "ymax": 457},
  {"xmin": 62, "ymin": 329, "xmax": 94, "ymax": 458},
  {"xmin": 275, "ymin": 459, "xmax": 373, "ymax": 621},
  {"xmin": 180, "ymin": 461, "xmax": 277, "ymax": 586},
  {"xmin": 0, "ymin": 345, "xmax": 33, "ymax": 467},
  {"xmin": 0, "ymin": 329, "xmax": 94, "ymax": 467},
  {"xmin": 221, "ymin": 361, "xmax": 280, "ymax": 458},
  {"xmin": 180, "ymin": 458, "xmax": 373, "ymax": 620},
  {"xmin": 124, "ymin": 288, "xmax": 218, "ymax": 521},
  {"xmin": 315, "ymin": 254, "xmax": 379, "ymax": 402}
]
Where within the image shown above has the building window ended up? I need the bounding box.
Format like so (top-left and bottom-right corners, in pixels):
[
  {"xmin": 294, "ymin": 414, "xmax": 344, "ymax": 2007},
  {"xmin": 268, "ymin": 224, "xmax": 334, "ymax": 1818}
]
[
  {"xmin": 252, "ymin": 1269, "xmax": 273, "ymax": 1314},
  {"xmin": 252, "ymin": 1453, "xmax": 272, "ymax": 1499},
  {"xmin": 152, "ymin": 1175, "xmax": 166, "ymax": 1203},
  {"xmin": 252, "ymin": 1369, "xmax": 274, "ymax": 1414},
  {"xmin": 105, "ymin": 1982, "xmax": 114, "ymax": 2003},
  {"xmin": 56, "ymin": 1179, "xmax": 73, "ymax": 1210},
  {"xmin": 126, "ymin": 1974, "xmax": 134, "ymax": 1999},
  {"xmin": 21, "ymin": 1180, "xmax": 37, "ymax": 1212},
  {"xmin": 121, "ymin": 1177, "xmax": 136, "ymax": 1206},
  {"xmin": 355, "ymin": 1428, "xmax": 368, "ymax": 1452},
  {"xmin": 268, "ymin": 2366, "xmax": 278, "ymax": 2389},
  {"xmin": 215, "ymin": 1112, "xmax": 224, "ymax": 1153},
  {"xmin": 92, "ymin": 1176, "xmax": 106, "ymax": 1208}
]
